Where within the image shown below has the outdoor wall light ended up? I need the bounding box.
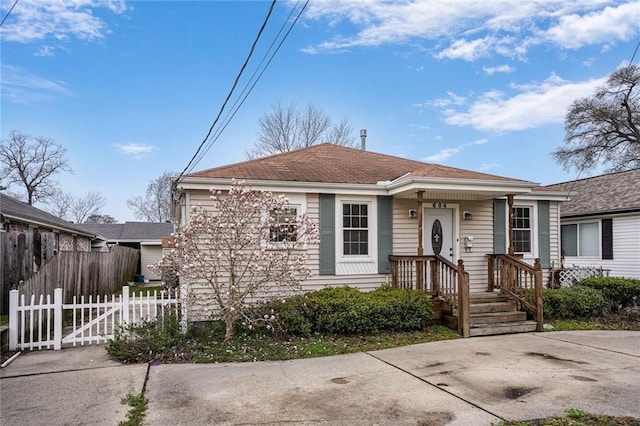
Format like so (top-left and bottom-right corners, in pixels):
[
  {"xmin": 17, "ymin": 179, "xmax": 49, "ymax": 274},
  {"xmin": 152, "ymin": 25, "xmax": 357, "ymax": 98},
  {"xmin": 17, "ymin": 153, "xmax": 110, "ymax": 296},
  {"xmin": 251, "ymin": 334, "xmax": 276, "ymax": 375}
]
[{"xmin": 463, "ymin": 211, "xmax": 472, "ymax": 220}]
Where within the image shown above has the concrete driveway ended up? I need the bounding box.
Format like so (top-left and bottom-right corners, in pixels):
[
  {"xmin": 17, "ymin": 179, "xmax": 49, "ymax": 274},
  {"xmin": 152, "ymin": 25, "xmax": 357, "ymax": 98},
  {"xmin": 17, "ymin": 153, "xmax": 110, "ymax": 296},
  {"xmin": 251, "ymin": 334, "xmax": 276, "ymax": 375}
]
[{"xmin": 1, "ymin": 331, "xmax": 639, "ymax": 425}]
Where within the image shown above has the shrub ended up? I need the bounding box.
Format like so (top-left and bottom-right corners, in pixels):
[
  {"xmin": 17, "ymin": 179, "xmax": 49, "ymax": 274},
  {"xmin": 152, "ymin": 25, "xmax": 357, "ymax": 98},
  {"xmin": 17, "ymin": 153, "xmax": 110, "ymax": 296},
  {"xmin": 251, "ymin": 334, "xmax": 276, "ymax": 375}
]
[
  {"xmin": 543, "ymin": 286, "xmax": 610, "ymax": 320},
  {"xmin": 107, "ymin": 314, "xmax": 183, "ymax": 362},
  {"xmin": 261, "ymin": 285, "xmax": 433, "ymax": 336},
  {"xmin": 578, "ymin": 277, "xmax": 640, "ymax": 312}
]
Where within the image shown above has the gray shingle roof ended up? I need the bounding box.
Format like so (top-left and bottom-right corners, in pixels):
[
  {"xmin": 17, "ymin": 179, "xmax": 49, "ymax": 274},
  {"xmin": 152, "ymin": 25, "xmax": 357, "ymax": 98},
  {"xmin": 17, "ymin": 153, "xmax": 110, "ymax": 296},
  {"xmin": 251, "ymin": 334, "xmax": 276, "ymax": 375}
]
[
  {"xmin": 545, "ymin": 168, "xmax": 640, "ymax": 217},
  {"xmin": 0, "ymin": 193, "xmax": 95, "ymax": 237},
  {"xmin": 75, "ymin": 222, "xmax": 174, "ymax": 242}
]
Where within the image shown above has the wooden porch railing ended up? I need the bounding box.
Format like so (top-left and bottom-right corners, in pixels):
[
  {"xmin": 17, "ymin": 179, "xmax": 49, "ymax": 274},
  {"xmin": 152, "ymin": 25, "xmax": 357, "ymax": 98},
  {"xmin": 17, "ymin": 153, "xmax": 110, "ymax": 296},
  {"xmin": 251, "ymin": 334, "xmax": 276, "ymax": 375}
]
[
  {"xmin": 487, "ymin": 254, "xmax": 543, "ymax": 331},
  {"xmin": 389, "ymin": 255, "xmax": 470, "ymax": 337}
]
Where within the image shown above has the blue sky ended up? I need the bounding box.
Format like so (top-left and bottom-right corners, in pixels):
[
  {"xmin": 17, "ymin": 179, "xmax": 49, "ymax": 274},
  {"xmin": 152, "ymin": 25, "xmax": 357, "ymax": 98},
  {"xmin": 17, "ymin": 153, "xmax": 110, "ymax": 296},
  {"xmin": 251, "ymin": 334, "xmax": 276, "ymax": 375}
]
[{"xmin": 2, "ymin": 0, "xmax": 640, "ymax": 222}]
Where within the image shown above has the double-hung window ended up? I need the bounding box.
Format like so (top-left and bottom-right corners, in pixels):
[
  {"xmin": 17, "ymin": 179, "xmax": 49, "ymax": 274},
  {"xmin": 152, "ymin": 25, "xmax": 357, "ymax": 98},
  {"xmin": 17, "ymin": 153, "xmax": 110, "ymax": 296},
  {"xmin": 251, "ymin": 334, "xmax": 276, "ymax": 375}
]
[
  {"xmin": 269, "ymin": 207, "xmax": 298, "ymax": 243},
  {"xmin": 512, "ymin": 206, "xmax": 531, "ymax": 253},
  {"xmin": 342, "ymin": 203, "xmax": 368, "ymax": 255}
]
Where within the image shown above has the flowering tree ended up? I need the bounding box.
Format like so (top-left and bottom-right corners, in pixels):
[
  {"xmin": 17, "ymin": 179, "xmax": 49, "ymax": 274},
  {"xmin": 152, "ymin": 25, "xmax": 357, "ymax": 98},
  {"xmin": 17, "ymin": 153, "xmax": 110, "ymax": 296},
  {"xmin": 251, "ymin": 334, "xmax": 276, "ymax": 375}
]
[{"xmin": 152, "ymin": 181, "xmax": 318, "ymax": 341}]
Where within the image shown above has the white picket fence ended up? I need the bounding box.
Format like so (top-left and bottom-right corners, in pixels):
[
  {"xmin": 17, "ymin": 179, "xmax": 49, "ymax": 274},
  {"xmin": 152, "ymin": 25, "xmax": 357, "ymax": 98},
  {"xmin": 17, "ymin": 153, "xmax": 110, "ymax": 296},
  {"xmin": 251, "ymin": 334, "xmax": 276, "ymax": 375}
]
[{"xmin": 8, "ymin": 286, "xmax": 181, "ymax": 351}]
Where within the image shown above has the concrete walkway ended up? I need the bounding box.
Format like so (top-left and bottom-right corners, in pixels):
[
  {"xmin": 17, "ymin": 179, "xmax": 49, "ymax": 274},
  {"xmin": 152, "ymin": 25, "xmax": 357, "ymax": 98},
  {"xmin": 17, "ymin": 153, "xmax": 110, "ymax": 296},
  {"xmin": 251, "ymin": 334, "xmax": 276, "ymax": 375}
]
[{"xmin": 1, "ymin": 331, "xmax": 639, "ymax": 425}]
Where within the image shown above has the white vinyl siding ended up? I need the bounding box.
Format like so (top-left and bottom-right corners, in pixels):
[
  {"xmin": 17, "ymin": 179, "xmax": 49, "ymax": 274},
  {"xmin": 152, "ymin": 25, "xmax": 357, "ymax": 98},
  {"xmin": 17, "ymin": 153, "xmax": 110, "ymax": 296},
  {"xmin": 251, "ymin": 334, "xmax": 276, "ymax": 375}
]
[
  {"xmin": 140, "ymin": 245, "xmax": 164, "ymax": 281},
  {"xmin": 562, "ymin": 214, "xmax": 640, "ymax": 279}
]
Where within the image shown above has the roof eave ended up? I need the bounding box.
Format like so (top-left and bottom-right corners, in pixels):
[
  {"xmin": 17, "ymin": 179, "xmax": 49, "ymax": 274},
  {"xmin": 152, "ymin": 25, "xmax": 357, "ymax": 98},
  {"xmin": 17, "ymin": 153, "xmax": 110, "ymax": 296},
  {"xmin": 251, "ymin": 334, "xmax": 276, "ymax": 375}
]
[
  {"xmin": 176, "ymin": 177, "xmax": 387, "ymax": 195},
  {"xmin": 2, "ymin": 213, "xmax": 96, "ymax": 238}
]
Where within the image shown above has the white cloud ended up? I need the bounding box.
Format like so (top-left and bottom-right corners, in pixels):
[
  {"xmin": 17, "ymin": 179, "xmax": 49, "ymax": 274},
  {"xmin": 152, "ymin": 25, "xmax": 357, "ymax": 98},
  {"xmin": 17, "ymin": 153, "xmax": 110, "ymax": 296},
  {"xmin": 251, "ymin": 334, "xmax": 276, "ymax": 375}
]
[
  {"xmin": 116, "ymin": 144, "xmax": 155, "ymax": 159},
  {"xmin": 442, "ymin": 74, "xmax": 606, "ymax": 132},
  {"xmin": 0, "ymin": 0, "xmax": 129, "ymax": 44},
  {"xmin": 300, "ymin": 1, "xmax": 640, "ymax": 61},
  {"xmin": 545, "ymin": 2, "xmax": 640, "ymax": 49},
  {"xmin": 34, "ymin": 45, "xmax": 56, "ymax": 57},
  {"xmin": 483, "ymin": 64, "xmax": 515, "ymax": 75},
  {"xmin": 479, "ymin": 162, "xmax": 501, "ymax": 171},
  {"xmin": 426, "ymin": 91, "xmax": 467, "ymax": 108},
  {"xmin": 1, "ymin": 64, "xmax": 72, "ymax": 104},
  {"xmin": 424, "ymin": 147, "xmax": 459, "ymax": 163}
]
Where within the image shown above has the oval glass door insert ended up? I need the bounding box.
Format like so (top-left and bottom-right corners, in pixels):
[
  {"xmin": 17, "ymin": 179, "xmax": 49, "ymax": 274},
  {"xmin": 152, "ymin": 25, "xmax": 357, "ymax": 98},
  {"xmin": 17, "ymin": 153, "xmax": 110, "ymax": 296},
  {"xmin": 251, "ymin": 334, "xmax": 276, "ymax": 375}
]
[{"xmin": 431, "ymin": 219, "xmax": 443, "ymax": 255}]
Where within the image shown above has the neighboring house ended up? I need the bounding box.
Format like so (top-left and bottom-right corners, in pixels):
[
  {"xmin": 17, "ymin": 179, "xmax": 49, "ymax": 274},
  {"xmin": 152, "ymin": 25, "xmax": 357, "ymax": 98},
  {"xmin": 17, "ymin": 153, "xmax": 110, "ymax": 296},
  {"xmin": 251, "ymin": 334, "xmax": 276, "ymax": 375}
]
[
  {"xmin": 75, "ymin": 222, "xmax": 175, "ymax": 281},
  {"xmin": 0, "ymin": 193, "xmax": 95, "ymax": 252},
  {"xmin": 1, "ymin": 193, "xmax": 98, "ymax": 314},
  {"xmin": 545, "ymin": 168, "xmax": 640, "ymax": 279},
  {"xmin": 175, "ymin": 144, "xmax": 567, "ymax": 324}
]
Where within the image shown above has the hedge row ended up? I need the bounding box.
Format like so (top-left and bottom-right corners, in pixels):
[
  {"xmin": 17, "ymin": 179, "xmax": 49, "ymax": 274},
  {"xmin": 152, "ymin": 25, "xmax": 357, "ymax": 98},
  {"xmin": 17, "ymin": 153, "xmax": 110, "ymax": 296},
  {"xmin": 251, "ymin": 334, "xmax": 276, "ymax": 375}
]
[
  {"xmin": 543, "ymin": 276, "xmax": 640, "ymax": 320},
  {"xmin": 255, "ymin": 285, "xmax": 433, "ymax": 336}
]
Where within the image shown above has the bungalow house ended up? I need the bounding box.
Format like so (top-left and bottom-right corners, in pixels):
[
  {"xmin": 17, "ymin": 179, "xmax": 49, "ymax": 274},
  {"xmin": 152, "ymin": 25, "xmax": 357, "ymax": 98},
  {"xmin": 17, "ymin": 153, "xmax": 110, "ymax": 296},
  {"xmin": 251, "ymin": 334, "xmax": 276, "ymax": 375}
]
[
  {"xmin": 545, "ymin": 168, "xmax": 640, "ymax": 279},
  {"xmin": 174, "ymin": 144, "xmax": 567, "ymax": 336},
  {"xmin": 75, "ymin": 222, "xmax": 175, "ymax": 281}
]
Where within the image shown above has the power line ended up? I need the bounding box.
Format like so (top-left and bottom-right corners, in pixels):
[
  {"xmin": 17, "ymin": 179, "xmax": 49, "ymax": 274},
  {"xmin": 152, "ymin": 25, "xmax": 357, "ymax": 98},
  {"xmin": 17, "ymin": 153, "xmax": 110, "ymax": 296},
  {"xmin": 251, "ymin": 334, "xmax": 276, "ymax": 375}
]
[
  {"xmin": 176, "ymin": 0, "xmax": 277, "ymax": 183},
  {"xmin": 0, "ymin": 0, "xmax": 20, "ymax": 27},
  {"xmin": 186, "ymin": 1, "xmax": 309, "ymax": 173}
]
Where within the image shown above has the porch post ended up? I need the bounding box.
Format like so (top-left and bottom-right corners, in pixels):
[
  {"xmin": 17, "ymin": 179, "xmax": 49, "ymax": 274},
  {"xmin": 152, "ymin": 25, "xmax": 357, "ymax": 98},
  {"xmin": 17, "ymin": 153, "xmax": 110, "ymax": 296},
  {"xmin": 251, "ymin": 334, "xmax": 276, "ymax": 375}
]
[
  {"xmin": 416, "ymin": 191, "xmax": 424, "ymax": 291},
  {"xmin": 534, "ymin": 258, "xmax": 544, "ymax": 332},
  {"xmin": 416, "ymin": 191, "xmax": 424, "ymax": 256},
  {"xmin": 507, "ymin": 194, "xmax": 515, "ymax": 255}
]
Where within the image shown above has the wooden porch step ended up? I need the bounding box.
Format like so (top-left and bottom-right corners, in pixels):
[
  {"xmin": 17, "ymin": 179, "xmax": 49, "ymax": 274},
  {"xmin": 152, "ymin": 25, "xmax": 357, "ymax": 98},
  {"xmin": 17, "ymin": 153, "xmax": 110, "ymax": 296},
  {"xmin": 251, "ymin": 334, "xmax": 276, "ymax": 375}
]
[
  {"xmin": 445, "ymin": 311, "xmax": 527, "ymax": 326},
  {"xmin": 468, "ymin": 321, "xmax": 538, "ymax": 337},
  {"xmin": 469, "ymin": 301, "xmax": 517, "ymax": 314}
]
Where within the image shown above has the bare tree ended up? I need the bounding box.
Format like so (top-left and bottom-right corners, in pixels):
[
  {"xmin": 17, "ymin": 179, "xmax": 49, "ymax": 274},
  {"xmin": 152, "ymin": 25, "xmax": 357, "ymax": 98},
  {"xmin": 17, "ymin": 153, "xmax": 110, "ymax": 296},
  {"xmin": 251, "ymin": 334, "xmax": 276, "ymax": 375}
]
[
  {"xmin": 86, "ymin": 214, "xmax": 117, "ymax": 224},
  {"xmin": 246, "ymin": 102, "xmax": 356, "ymax": 158},
  {"xmin": 0, "ymin": 130, "xmax": 72, "ymax": 204},
  {"xmin": 47, "ymin": 191, "xmax": 74, "ymax": 218},
  {"xmin": 71, "ymin": 191, "xmax": 106, "ymax": 223},
  {"xmin": 127, "ymin": 171, "xmax": 174, "ymax": 222},
  {"xmin": 46, "ymin": 190, "xmax": 107, "ymax": 223},
  {"xmin": 554, "ymin": 64, "xmax": 640, "ymax": 173}
]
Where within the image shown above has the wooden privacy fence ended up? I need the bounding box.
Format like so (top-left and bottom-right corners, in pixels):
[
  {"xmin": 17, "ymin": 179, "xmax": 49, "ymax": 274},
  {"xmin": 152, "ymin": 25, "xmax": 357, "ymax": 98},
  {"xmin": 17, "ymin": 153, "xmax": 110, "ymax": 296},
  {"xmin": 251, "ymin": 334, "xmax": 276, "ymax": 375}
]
[
  {"xmin": 9, "ymin": 286, "xmax": 181, "ymax": 351},
  {"xmin": 1, "ymin": 230, "xmax": 57, "ymax": 315},
  {"xmin": 17, "ymin": 246, "xmax": 139, "ymax": 304}
]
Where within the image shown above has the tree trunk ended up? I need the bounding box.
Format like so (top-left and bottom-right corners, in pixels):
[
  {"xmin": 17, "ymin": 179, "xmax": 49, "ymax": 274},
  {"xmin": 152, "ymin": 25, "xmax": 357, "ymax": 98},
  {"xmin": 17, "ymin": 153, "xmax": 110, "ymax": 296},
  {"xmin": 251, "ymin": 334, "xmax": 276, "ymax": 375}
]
[{"xmin": 224, "ymin": 318, "xmax": 234, "ymax": 342}]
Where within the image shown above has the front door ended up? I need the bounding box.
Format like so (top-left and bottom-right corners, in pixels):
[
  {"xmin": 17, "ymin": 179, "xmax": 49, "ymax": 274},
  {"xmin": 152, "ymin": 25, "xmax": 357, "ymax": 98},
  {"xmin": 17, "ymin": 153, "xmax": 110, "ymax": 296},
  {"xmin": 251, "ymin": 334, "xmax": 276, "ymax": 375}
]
[{"xmin": 424, "ymin": 208, "xmax": 454, "ymax": 260}]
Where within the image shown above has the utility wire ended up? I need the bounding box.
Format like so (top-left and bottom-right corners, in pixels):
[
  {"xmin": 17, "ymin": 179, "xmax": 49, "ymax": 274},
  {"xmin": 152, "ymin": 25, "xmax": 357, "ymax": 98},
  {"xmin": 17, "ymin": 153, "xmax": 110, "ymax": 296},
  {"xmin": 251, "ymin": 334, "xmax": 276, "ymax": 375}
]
[
  {"xmin": 186, "ymin": 1, "xmax": 309, "ymax": 172},
  {"xmin": 176, "ymin": 0, "xmax": 277, "ymax": 184},
  {"xmin": 0, "ymin": 0, "xmax": 20, "ymax": 27}
]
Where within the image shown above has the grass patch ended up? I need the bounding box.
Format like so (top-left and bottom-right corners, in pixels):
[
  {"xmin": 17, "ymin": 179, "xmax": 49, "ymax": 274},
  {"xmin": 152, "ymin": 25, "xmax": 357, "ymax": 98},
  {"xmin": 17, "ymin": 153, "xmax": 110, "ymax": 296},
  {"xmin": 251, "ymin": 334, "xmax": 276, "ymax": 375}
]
[
  {"xmin": 113, "ymin": 284, "xmax": 165, "ymax": 297},
  {"xmin": 107, "ymin": 319, "xmax": 459, "ymax": 364},
  {"xmin": 119, "ymin": 392, "xmax": 148, "ymax": 426},
  {"xmin": 0, "ymin": 315, "xmax": 8, "ymax": 327},
  {"xmin": 498, "ymin": 407, "xmax": 640, "ymax": 425}
]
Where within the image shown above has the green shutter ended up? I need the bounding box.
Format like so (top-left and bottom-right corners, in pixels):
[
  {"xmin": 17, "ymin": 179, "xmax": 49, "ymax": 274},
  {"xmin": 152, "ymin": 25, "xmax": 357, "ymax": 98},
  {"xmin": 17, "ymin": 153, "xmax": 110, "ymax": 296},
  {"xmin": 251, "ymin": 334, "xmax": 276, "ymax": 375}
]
[
  {"xmin": 602, "ymin": 218, "xmax": 613, "ymax": 260},
  {"xmin": 493, "ymin": 199, "xmax": 506, "ymax": 254},
  {"xmin": 319, "ymin": 194, "xmax": 335, "ymax": 275},
  {"xmin": 537, "ymin": 201, "xmax": 551, "ymax": 268},
  {"xmin": 377, "ymin": 196, "xmax": 393, "ymax": 274}
]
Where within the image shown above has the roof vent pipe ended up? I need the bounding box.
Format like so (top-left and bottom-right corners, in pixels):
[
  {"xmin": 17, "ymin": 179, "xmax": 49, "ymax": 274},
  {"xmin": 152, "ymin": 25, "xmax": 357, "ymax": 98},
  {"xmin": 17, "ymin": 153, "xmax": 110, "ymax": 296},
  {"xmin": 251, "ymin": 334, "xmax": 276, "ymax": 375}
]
[{"xmin": 360, "ymin": 129, "xmax": 367, "ymax": 150}]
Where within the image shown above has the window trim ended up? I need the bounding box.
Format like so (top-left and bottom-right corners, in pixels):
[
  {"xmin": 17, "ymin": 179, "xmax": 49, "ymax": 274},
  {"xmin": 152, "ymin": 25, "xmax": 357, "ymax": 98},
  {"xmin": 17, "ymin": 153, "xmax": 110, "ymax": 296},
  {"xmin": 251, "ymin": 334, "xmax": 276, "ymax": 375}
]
[
  {"xmin": 261, "ymin": 193, "xmax": 308, "ymax": 250},
  {"xmin": 561, "ymin": 220, "xmax": 601, "ymax": 258},
  {"xmin": 512, "ymin": 205, "xmax": 534, "ymax": 255},
  {"xmin": 335, "ymin": 196, "xmax": 377, "ymax": 275}
]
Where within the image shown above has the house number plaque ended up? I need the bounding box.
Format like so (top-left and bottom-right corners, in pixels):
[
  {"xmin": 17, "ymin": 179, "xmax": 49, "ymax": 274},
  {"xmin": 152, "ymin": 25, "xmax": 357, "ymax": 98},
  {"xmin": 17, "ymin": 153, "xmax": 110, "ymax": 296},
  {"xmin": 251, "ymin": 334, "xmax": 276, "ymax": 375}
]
[{"xmin": 431, "ymin": 220, "xmax": 443, "ymax": 255}]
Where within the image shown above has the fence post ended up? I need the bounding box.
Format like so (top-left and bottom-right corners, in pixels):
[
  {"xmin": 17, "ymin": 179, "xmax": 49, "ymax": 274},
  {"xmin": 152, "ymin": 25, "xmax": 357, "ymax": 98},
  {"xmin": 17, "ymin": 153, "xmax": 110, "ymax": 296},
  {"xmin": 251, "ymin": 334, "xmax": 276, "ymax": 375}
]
[
  {"xmin": 9, "ymin": 290, "xmax": 18, "ymax": 350},
  {"xmin": 121, "ymin": 286, "xmax": 130, "ymax": 324},
  {"xmin": 53, "ymin": 288, "xmax": 63, "ymax": 350}
]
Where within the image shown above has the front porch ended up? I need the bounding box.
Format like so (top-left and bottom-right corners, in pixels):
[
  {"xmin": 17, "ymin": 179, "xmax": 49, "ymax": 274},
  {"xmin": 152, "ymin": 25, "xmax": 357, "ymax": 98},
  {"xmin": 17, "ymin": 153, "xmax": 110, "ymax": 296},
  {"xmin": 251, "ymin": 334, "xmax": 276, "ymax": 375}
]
[{"xmin": 389, "ymin": 254, "xmax": 544, "ymax": 337}]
